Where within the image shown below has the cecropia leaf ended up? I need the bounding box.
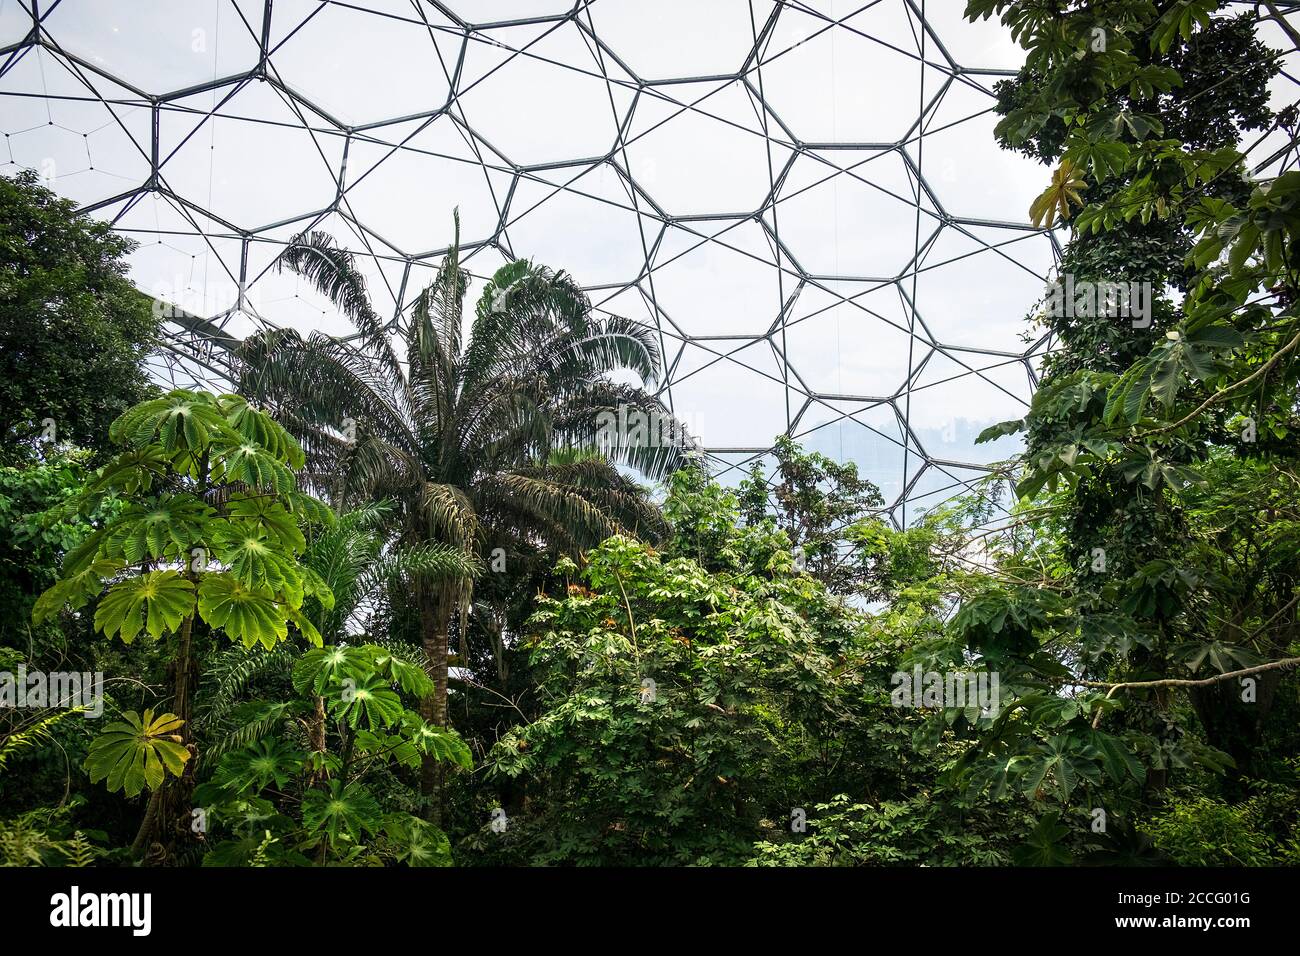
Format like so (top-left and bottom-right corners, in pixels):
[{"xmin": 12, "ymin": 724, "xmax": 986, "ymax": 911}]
[{"xmin": 93, "ymin": 570, "xmax": 196, "ymax": 644}]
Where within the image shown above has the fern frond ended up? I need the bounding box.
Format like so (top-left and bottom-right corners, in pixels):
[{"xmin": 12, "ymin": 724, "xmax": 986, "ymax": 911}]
[
  {"xmin": 202, "ymin": 701, "xmax": 295, "ymax": 766},
  {"xmin": 196, "ymin": 645, "xmax": 295, "ymax": 732},
  {"xmin": 58, "ymin": 831, "xmax": 97, "ymax": 867},
  {"xmin": 0, "ymin": 709, "xmax": 84, "ymax": 773}
]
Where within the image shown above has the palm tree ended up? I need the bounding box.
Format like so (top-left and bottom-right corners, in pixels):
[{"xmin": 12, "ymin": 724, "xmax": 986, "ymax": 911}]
[
  {"xmin": 298, "ymin": 501, "xmax": 479, "ymax": 760},
  {"xmin": 196, "ymin": 501, "xmax": 476, "ymax": 760},
  {"xmin": 298, "ymin": 501, "xmax": 476, "ymax": 644},
  {"xmin": 237, "ymin": 218, "xmax": 686, "ymax": 816}
]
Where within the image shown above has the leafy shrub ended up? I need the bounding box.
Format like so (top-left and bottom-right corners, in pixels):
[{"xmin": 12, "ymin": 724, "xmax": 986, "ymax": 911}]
[
  {"xmin": 1140, "ymin": 790, "xmax": 1296, "ymax": 866},
  {"xmin": 748, "ymin": 794, "xmax": 1026, "ymax": 867}
]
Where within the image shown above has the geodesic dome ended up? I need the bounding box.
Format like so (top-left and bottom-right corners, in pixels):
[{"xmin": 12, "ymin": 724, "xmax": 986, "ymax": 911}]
[{"xmin": 3, "ymin": 0, "xmax": 1093, "ymax": 524}]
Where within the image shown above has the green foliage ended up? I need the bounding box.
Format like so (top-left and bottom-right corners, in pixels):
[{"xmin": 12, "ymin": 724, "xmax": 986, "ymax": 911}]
[
  {"xmin": 0, "ymin": 709, "xmax": 85, "ymax": 773},
  {"xmin": 381, "ymin": 812, "xmax": 452, "ymax": 867},
  {"xmin": 0, "ymin": 705, "xmax": 106, "ymax": 866},
  {"xmin": 946, "ymin": 0, "xmax": 1300, "ymax": 864},
  {"xmin": 301, "ymin": 780, "xmax": 383, "ymax": 847},
  {"xmin": 194, "ymin": 635, "xmax": 470, "ymax": 865},
  {"xmin": 95, "ymin": 571, "xmax": 196, "ymax": 645},
  {"xmin": 749, "ymin": 794, "xmax": 1026, "ymax": 866},
  {"xmin": 197, "ymin": 573, "xmax": 292, "ymax": 651},
  {"xmin": 0, "ymin": 171, "xmax": 160, "ymax": 462},
  {"xmin": 1012, "ymin": 811, "xmax": 1074, "ymax": 866},
  {"xmin": 739, "ymin": 434, "xmax": 884, "ymax": 594},
  {"xmin": 237, "ymin": 222, "xmax": 677, "ymax": 814},
  {"xmin": 83, "ymin": 709, "xmax": 189, "ymax": 798},
  {"xmin": 6, "ymin": 4, "xmax": 1299, "ymax": 868},
  {"xmin": 34, "ymin": 389, "xmax": 332, "ymax": 653},
  {"xmin": 1029, "ymin": 160, "xmax": 1088, "ymax": 228},
  {"xmin": 0, "ymin": 805, "xmax": 101, "ymax": 867},
  {"xmin": 484, "ymin": 471, "xmax": 887, "ymax": 865},
  {"xmin": 211, "ymin": 740, "xmax": 306, "ymax": 795},
  {"xmin": 332, "ymin": 674, "xmax": 404, "ymax": 731},
  {"xmin": 0, "ymin": 452, "xmax": 108, "ymax": 645},
  {"xmin": 1140, "ymin": 792, "xmax": 1296, "ymax": 866}
]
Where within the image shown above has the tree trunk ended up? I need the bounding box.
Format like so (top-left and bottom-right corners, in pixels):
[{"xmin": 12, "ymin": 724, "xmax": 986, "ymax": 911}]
[
  {"xmin": 418, "ymin": 583, "xmax": 452, "ymax": 824},
  {"xmin": 491, "ymin": 617, "xmax": 508, "ymax": 687},
  {"xmin": 132, "ymin": 611, "xmax": 200, "ymax": 862},
  {"xmin": 309, "ymin": 694, "xmax": 327, "ymax": 753},
  {"xmin": 1190, "ymin": 670, "xmax": 1283, "ymax": 794},
  {"xmin": 303, "ymin": 693, "xmax": 328, "ymax": 789}
]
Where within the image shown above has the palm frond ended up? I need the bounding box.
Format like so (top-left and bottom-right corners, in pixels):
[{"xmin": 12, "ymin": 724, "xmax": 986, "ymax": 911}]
[
  {"xmin": 417, "ymin": 482, "xmax": 480, "ymax": 549},
  {"xmin": 550, "ymin": 381, "xmax": 694, "ymax": 480},
  {"xmin": 202, "ymin": 701, "xmax": 295, "ymax": 766},
  {"xmin": 461, "ymin": 261, "xmax": 589, "ymax": 391},
  {"xmin": 479, "ymin": 471, "xmax": 624, "ymax": 553},
  {"xmin": 341, "ymin": 436, "xmax": 425, "ymax": 504},
  {"xmin": 360, "ymin": 541, "xmax": 481, "ymax": 595},
  {"xmin": 300, "ymin": 502, "xmax": 395, "ymax": 637},
  {"xmin": 238, "ymin": 329, "xmax": 417, "ymax": 459},
  {"xmin": 526, "ymin": 451, "xmax": 668, "ymax": 542},
  {"xmin": 239, "ymin": 239, "xmax": 679, "ymax": 620},
  {"xmin": 277, "ymin": 231, "xmax": 406, "ymax": 393},
  {"xmin": 196, "ymin": 644, "xmax": 296, "ymax": 732},
  {"xmin": 408, "ymin": 214, "xmax": 470, "ymax": 444},
  {"xmin": 456, "ymin": 381, "xmax": 552, "ymax": 470},
  {"xmin": 553, "ymin": 312, "xmax": 662, "ymax": 384}
]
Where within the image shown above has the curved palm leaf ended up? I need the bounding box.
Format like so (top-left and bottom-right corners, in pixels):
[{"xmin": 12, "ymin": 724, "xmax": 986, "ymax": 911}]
[{"xmin": 277, "ymin": 231, "xmax": 406, "ymax": 397}]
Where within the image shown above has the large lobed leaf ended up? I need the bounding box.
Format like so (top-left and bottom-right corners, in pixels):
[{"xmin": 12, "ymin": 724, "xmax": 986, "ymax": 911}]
[
  {"xmin": 94, "ymin": 570, "xmax": 196, "ymax": 644},
  {"xmin": 84, "ymin": 708, "xmax": 189, "ymax": 797},
  {"xmin": 197, "ymin": 573, "xmax": 289, "ymax": 650}
]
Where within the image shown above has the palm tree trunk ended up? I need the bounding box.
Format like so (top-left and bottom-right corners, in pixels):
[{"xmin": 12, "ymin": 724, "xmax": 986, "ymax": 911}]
[{"xmin": 418, "ymin": 582, "xmax": 452, "ymax": 824}]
